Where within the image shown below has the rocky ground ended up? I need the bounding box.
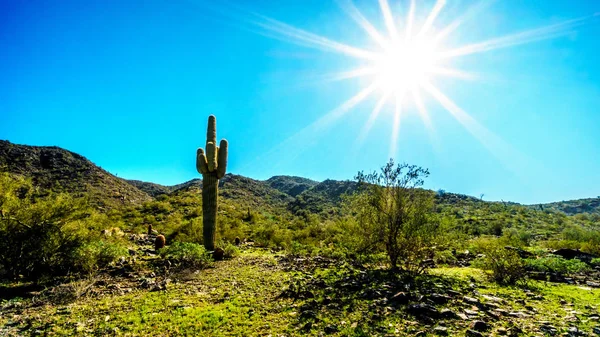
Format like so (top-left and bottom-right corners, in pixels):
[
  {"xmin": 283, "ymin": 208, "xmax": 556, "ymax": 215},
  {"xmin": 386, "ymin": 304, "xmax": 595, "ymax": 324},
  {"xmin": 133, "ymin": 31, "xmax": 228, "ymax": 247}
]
[{"xmin": 1, "ymin": 235, "xmax": 599, "ymax": 336}]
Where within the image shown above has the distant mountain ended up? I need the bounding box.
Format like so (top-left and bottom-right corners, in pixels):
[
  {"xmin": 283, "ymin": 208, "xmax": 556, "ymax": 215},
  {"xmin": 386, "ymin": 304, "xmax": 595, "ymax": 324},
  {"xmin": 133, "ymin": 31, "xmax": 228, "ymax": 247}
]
[
  {"xmin": 265, "ymin": 175, "xmax": 319, "ymax": 197},
  {"xmin": 172, "ymin": 174, "xmax": 293, "ymax": 210},
  {"xmin": 534, "ymin": 198, "xmax": 600, "ymax": 215},
  {"xmin": 0, "ymin": 140, "xmax": 151, "ymax": 208},
  {"xmin": 289, "ymin": 179, "xmax": 358, "ymax": 215},
  {"xmin": 2, "ymin": 140, "xmax": 597, "ymax": 217},
  {"xmin": 126, "ymin": 180, "xmax": 172, "ymax": 197}
]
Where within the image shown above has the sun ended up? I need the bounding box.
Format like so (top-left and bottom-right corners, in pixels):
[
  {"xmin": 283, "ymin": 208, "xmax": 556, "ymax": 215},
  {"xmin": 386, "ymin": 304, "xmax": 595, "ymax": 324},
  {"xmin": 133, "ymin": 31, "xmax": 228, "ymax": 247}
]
[
  {"xmin": 225, "ymin": 0, "xmax": 599, "ymax": 162},
  {"xmin": 374, "ymin": 38, "xmax": 439, "ymax": 96}
]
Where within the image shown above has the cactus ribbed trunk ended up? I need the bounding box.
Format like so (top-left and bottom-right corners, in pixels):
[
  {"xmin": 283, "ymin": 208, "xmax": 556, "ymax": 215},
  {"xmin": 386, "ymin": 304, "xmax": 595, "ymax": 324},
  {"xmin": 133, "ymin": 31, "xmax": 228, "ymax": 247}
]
[
  {"xmin": 202, "ymin": 173, "xmax": 219, "ymax": 251},
  {"xmin": 197, "ymin": 115, "xmax": 228, "ymax": 252}
]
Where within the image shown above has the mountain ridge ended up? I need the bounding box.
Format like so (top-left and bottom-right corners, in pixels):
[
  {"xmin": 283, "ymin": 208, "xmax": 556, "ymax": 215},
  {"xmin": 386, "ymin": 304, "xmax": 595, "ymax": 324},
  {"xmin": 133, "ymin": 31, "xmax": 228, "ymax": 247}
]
[{"xmin": 1, "ymin": 140, "xmax": 598, "ymax": 215}]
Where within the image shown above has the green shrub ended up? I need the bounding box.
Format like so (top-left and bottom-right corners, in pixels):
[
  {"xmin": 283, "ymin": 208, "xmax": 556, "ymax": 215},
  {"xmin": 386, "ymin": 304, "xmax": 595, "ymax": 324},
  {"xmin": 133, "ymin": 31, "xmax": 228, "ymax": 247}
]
[
  {"xmin": 72, "ymin": 240, "xmax": 128, "ymax": 273},
  {"xmin": 160, "ymin": 241, "xmax": 212, "ymax": 268},
  {"xmin": 313, "ymin": 244, "xmax": 347, "ymax": 260},
  {"xmin": 434, "ymin": 249, "xmax": 458, "ymax": 266},
  {"xmin": 0, "ymin": 173, "xmax": 109, "ymax": 280},
  {"xmin": 222, "ymin": 243, "xmax": 240, "ymax": 259},
  {"xmin": 591, "ymin": 258, "xmax": 600, "ymax": 266},
  {"xmin": 525, "ymin": 255, "xmax": 590, "ymax": 275},
  {"xmin": 499, "ymin": 228, "xmax": 531, "ymax": 247},
  {"xmin": 471, "ymin": 238, "xmax": 526, "ymax": 285}
]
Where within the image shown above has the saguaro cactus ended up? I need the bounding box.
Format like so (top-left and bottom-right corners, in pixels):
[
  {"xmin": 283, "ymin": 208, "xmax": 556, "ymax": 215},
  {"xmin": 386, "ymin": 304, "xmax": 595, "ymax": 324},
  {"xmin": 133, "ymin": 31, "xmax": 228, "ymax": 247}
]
[{"xmin": 196, "ymin": 115, "xmax": 228, "ymax": 251}]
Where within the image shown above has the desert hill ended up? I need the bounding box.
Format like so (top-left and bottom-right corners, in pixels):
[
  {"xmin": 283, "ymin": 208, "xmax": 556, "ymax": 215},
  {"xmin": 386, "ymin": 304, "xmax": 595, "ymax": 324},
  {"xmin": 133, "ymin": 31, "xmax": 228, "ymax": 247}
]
[{"xmin": 1, "ymin": 140, "xmax": 598, "ymax": 218}]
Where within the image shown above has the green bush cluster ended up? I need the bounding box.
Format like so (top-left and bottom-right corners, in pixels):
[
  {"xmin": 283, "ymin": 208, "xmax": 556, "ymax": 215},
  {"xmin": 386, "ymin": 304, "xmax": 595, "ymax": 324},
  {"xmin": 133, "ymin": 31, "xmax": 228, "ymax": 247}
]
[
  {"xmin": 0, "ymin": 173, "xmax": 126, "ymax": 280},
  {"xmin": 470, "ymin": 237, "xmax": 527, "ymax": 285},
  {"xmin": 160, "ymin": 241, "xmax": 212, "ymax": 268},
  {"xmin": 525, "ymin": 255, "xmax": 590, "ymax": 275},
  {"xmin": 73, "ymin": 240, "xmax": 128, "ymax": 273},
  {"xmin": 222, "ymin": 242, "xmax": 240, "ymax": 259}
]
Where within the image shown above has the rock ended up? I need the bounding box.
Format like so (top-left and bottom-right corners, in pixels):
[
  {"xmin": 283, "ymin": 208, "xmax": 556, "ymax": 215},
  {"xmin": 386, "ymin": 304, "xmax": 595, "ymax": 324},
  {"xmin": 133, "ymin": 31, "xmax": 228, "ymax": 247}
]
[
  {"xmin": 466, "ymin": 329, "xmax": 484, "ymax": 337},
  {"xmin": 505, "ymin": 246, "xmax": 534, "ymax": 258},
  {"xmin": 464, "ymin": 309, "xmax": 479, "ymax": 316},
  {"xmin": 586, "ymin": 281, "xmax": 600, "ymax": 288},
  {"xmin": 484, "ymin": 302, "xmax": 500, "ymax": 309},
  {"xmin": 301, "ymin": 322, "xmax": 312, "ymax": 332},
  {"xmin": 421, "ymin": 259, "xmax": 435, "ymax": 268},
  {"xmin": 300, "ymin": 310, "xmax": 317, "ymax": 320},
  {"xmin": 497, "ymin": 327, "xmax": 507, "ymax": 335},
  {"xmin": 508, "ymin": 311, "xmax": 530, "ymax": 318},
  {"xmin": 470, "ymin": 320, "xmax": 490, "ymax": 332},
  {"xmin": 592, "ymin": 327, "xmax": 600, "ymax": 335},
  {"xmin": 447, "ymin": 290, "xmax": 461, "ymax": 297},
  {"xmin": 552, "ymin": 248, "xmax": 597, "ymax": 263},
  {"xmin": 493, "ymin": 309, "xmax": 508, "ymax": 316},
  {"xmin": 540, "ymin": 324, "xmax": 558, "ymax": 336},
  {"xmin": 140, "ymin": 278, "xmax": 156, "ymax": 289},
  {"xmin": 433, "ymin": 326, "xmax": 448, "ymax": 335},
  {"xmin": 481, "ymin": 294, "xmax": 502, "ymax": 303},
  {"xmin": 390, "ymin": 292, "xmax": 410, "ymax": 304},
  {"xmin": 463, "ymin": 296, "xmax": 480, "ymax": 304},
  {"xmin": 213, "ymin": 247, "xmax": 224, "ymax": 261},
  {"xmin": 324, "ymin": 324, "xmax": 338, "ymax": 334},
  {"xmin": 407, "ymin": 303, "xmax": 440, "ymax": 319},
  {"xmin": 567, "ymin": 327, "xmax": 579, "ymax": 336},
  {"xmin": 430, "ymin": 293, "xmax": 451, "ymax": 304},
  {"xmin": 440, "ymin": 308, "xmax": 458, "ymax": 319},
  {"xmin": 508, "ymin": 327, "xmax": 523, "ymax": 337}
]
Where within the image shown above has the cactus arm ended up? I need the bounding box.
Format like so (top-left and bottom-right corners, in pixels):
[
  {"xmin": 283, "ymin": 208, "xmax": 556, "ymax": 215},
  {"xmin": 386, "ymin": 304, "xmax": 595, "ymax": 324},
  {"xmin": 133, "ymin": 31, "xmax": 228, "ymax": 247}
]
[
  {"xmin": 206, "ymin": 142, "xmax": 217, "ymax": 172},
  {"xmin": 196, "ymin": 148, "xmax": 209, "ymax": 174},
  {"xmin": 206, "ymin": 115, "xmax": 217, "ymax": 147},
  {"xmin": 217, "ymin": 139, "xmax": 228, "ymax": 179}
]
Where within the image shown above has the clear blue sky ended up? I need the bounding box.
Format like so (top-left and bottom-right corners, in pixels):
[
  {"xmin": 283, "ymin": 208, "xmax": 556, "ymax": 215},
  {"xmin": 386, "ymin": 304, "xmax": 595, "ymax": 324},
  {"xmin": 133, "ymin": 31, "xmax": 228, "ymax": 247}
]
[{"xmin": 1, "ymin": 0, "xmax": 599, "ymax": 204}]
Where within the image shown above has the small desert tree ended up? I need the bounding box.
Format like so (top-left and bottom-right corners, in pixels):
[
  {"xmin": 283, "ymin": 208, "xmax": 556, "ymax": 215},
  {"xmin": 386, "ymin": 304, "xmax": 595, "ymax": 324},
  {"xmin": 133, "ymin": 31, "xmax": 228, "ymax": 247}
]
[
  {"xmin": 0, "ymin": 173, "xmax": 125, "ymax": 280},
  {"xmin": 352, "ymin": 159, "xmax": 437, "ymax": 273}
]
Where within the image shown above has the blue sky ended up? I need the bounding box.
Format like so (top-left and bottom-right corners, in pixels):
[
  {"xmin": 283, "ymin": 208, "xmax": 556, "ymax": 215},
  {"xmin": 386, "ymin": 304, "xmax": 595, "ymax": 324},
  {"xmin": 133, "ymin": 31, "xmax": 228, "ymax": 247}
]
[{"xmin": 1, "ymin": 0, "xmax": 599, "ymax": 204}]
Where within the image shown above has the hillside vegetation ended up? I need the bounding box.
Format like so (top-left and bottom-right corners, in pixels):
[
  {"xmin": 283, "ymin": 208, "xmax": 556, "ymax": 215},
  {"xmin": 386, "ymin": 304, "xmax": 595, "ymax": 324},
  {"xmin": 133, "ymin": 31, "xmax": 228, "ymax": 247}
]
[
  {"xmin": 0, "ymin": 141, "xmax": 151, "ymax": 209},
  {"xmin": 1, "ymin": 141, "xmax": 599, "ymax": 336}
]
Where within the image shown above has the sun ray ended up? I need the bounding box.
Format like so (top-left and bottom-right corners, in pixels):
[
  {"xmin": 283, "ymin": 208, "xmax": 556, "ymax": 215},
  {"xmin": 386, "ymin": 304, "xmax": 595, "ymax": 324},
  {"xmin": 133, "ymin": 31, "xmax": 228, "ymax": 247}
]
[
  {"xmin": 420, "ymin": 80, "xmax": 549, "ymax": 180},
  {"xmin": 404, "ymin": 0, "xmax": 416, "ymax": 40},
  {"xmin": 298, "ymin": 81, "xmax": 379, "ymax": 133},
  {"xmin": 434, "ymin": 0, "xmax": 494, "ymax": 43},
  {"xmin": 420, "ymin": 79, "xmax": 511, "ymax": 159},
  {"xmin": 389, "ymin": 93, "xmax": 404, "ymax": 159},
  {"xmin": 411, "ymin": 88, "xmax": 433, "ymax": 133},
  {"xmin": 358, "ymin": 91, "xmax": 391, "ymax": 144},
  {"xmin": 428, "ymin": 66, "xmax": 478, "ymax": 80},
  {"xmin": 439, "ymin": 14, "xmax": 599, "ymax": 59},
  {"xmin": 420, "ymin": 80, "xmax": 484, "ymax": 137},
  {"xmin": 417, "ymin": 0, "xmax": 447, "ymax": 38},
  {"xmin": 411, "ymin": 88, "xmax": 442, "ymax": 153},
  {"xmin": 245, "ymin": 12, "xmax": 380, "ymax": 60},
  {"xmin": 378, "ymin": 0, "xmax": 399, "ymax": 41},
  {"xmin": 238, "ymin": 82, "xmax": 379, "ymax": 172},
  {"xmin": 319, "ymin": 66, "xmax": 379, "ymax": 82},
  {"xmin": 336, "ymin": 0, "xmax": 389, "ymax": 49}
]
